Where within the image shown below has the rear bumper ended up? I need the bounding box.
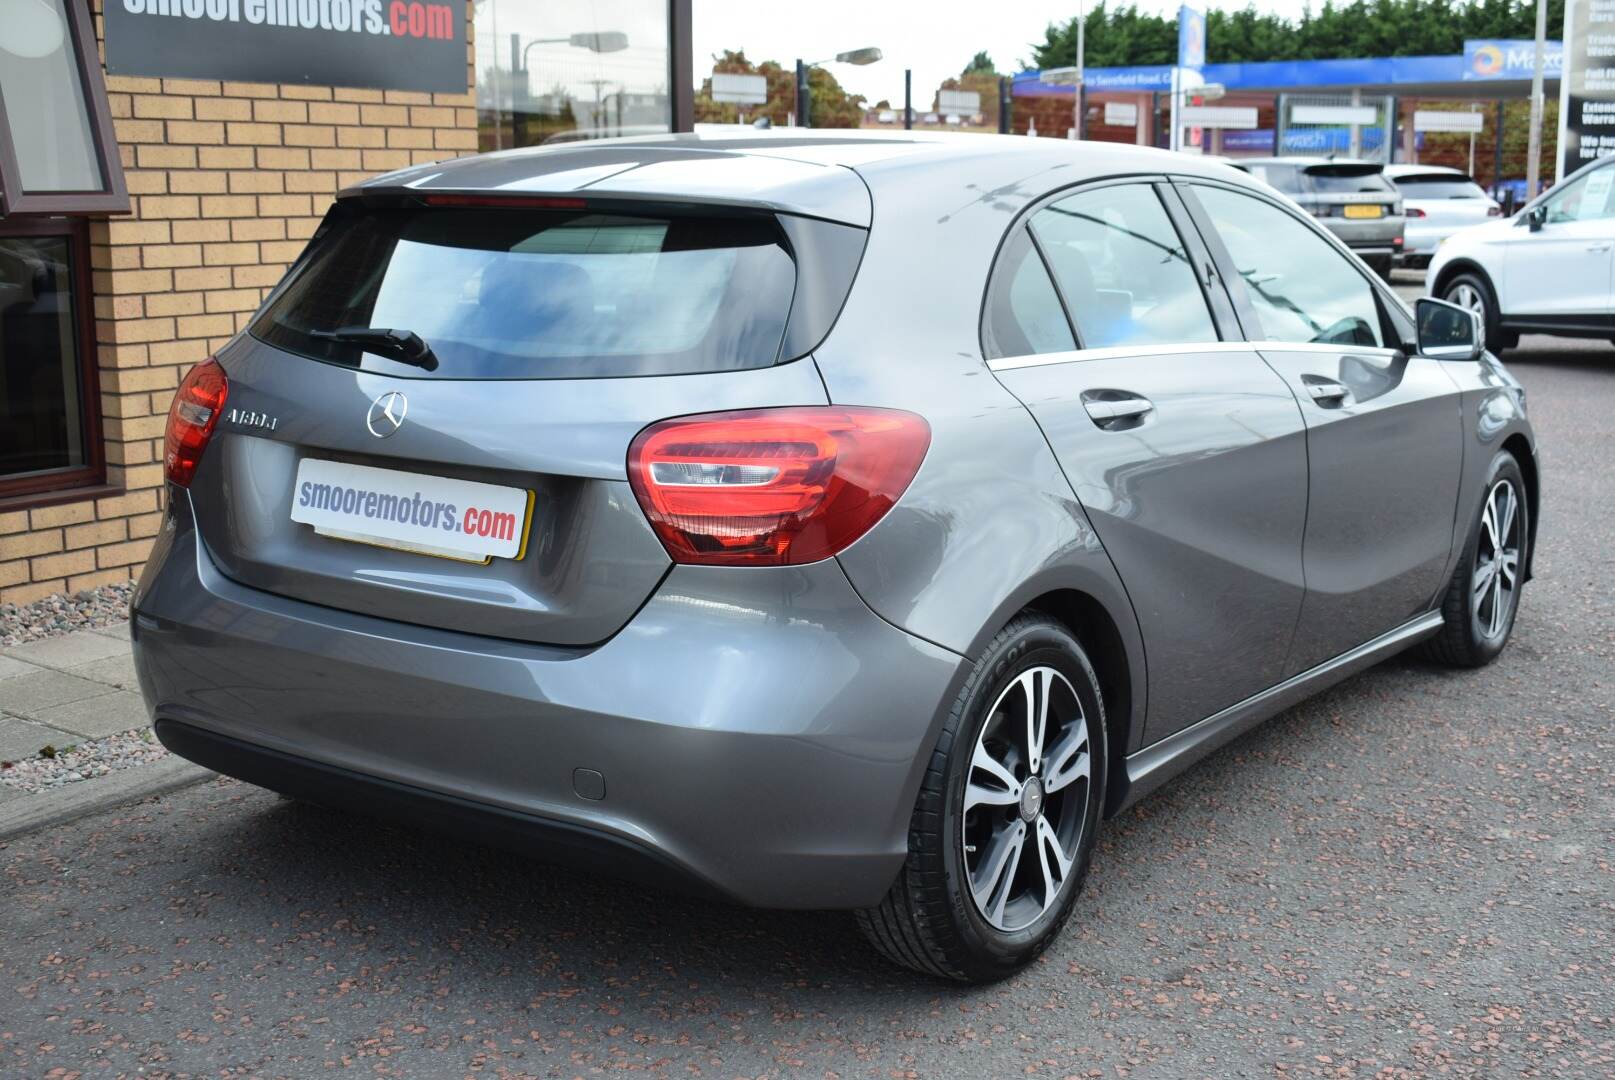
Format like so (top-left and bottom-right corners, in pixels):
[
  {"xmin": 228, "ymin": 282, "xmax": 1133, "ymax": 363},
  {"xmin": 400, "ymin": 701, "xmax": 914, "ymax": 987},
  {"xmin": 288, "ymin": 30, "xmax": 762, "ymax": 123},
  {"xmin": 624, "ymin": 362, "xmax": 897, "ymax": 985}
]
[{"xmin": 132, "ymin": 491, "xmax": 965, "ymax": 909}]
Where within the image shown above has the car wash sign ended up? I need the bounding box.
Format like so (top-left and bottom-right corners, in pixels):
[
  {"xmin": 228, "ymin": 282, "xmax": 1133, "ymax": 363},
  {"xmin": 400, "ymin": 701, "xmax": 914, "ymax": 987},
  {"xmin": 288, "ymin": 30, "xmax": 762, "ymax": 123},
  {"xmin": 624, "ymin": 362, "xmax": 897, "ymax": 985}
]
[
  {"xmin": 105, "ymin": 0, "xmax": 467, "ymax": 94},
  {"xmin": 1560, "ymin": 0, "xmax": 1615, "ymax": 175}
]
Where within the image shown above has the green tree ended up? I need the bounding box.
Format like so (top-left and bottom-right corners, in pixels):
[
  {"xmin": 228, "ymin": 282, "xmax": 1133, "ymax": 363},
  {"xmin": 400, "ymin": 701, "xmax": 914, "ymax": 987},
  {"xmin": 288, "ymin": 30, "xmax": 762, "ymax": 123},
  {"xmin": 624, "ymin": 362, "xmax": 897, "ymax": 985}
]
[
  {"xmin": 965, "ymin": 51, "xmax": 995, "ymax": 75},
  {"xmin": 1029, "ymin": 0, "xmax": 1567, "ymax": 69}
]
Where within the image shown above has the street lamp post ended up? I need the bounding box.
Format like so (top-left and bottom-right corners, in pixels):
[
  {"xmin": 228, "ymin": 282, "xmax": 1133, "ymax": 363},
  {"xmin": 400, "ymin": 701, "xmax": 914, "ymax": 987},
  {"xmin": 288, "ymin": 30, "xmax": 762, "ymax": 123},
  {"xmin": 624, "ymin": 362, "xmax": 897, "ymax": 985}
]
[
  {"xmin": 1074, "ymin": 0, "xmax": 1086, "ymax": 140},
  {"xmin": 794, "ymin": 47, "xmax": 883, "ymax": 128},
  {"xmin": 508, "ymin": 31, "xmax": 630, "ymax": 148}
]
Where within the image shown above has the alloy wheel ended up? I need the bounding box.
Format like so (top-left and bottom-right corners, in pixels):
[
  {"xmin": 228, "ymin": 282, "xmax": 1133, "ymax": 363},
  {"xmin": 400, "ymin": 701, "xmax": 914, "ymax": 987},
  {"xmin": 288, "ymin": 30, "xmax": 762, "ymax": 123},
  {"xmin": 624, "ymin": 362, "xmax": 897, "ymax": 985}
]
[
  {"xmin": 1449, "ymin": 282, "xmax": 1487, "ymax": 321},
  {"xmin": 1472, "ymin": 478, "xmax": 1522, "ymax": 641},
  {"xmin": 962, "ymin": 666, "xmax": 1092, "ymax": 932}
]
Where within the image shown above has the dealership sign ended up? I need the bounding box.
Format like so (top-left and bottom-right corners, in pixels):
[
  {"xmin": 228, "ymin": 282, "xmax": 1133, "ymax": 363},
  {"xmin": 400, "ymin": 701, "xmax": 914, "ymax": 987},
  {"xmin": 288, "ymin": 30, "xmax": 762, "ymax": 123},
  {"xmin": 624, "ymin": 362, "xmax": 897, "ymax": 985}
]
[
  {"xmin": 1462, "ymin": 39, "xmax": 1565, "ymax": 81},
  {"xmin": 1559, "ymin": 0, "xmax": 1615, "ymax": 175},
  {"xmin": 105, "ymin": 0, "xmax": 467, "ymax": 94}
]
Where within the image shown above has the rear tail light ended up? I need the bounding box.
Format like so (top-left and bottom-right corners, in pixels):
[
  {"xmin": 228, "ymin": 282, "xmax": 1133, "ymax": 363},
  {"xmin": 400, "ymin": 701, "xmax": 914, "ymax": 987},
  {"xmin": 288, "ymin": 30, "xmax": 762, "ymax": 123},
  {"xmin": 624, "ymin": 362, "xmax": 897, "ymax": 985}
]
[
  {"xmin": 1406, "ymin": 207, "xmax": 1427, "ymax": 218},
  {"xmin": 164, "ymin": 358, "xmax": 228, "ymax": 487},
  {"xmin": 1487, "ymin": 204, "xmax": 1503, "ymax": 216},
  {"xmin": 628, "ymin": 407, "xmax": 931, "ymax": 566}
]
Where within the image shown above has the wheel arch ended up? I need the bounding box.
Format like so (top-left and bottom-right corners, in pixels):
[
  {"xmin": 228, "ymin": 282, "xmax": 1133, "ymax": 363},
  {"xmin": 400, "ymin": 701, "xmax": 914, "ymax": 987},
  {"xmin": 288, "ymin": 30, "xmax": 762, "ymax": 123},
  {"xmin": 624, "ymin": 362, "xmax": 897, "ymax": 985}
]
[
  {"xmin": 1431, "ymin": 258, "xmax": 1497, "ymax": 304},
  {"xmin": 1018, "ymin": 588, "xmax": 1139, "ymax": 819},
  {"xmin": 1502, "ymin": 431, "xmax": 1539, "ymax": 582}
]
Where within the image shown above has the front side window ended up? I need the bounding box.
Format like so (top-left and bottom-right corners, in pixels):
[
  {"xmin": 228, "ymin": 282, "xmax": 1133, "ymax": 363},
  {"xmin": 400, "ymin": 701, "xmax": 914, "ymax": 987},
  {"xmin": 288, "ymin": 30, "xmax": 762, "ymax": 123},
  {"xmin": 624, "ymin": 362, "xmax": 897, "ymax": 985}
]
[
  {"xmin": 1192, "ymin": 185, "xmax": 1386, "ymax": 349},
  {"xmin": 0, "ymin": 228, "xmax": 97, "ymax": 494},
  {"xmin": 1030, "ymin": 184, "xmax": 1218, "ymax": 349},
  {"xmin": 1542, "ymin": 168, "xmax": 1615, "ymax": 224},
  {"xmin": 252, "ymin": 206, "xmax": 797, "ymax": 379}
]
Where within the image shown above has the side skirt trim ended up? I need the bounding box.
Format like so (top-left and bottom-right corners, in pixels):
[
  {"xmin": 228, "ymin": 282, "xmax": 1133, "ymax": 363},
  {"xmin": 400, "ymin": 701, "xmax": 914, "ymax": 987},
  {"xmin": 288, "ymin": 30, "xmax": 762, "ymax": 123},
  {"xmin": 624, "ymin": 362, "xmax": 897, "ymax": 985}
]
[{"xmin": 1115, "ymin": 611, "xmax": 1444, "ymax": 811}]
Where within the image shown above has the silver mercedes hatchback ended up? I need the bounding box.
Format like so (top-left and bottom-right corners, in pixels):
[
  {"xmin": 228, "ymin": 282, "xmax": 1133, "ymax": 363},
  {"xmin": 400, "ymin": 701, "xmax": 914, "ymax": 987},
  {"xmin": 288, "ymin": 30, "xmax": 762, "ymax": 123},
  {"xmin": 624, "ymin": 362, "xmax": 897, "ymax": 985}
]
[{"xmin": 134, "ymin": 132, "xmax": 1538, "ymax": 982}]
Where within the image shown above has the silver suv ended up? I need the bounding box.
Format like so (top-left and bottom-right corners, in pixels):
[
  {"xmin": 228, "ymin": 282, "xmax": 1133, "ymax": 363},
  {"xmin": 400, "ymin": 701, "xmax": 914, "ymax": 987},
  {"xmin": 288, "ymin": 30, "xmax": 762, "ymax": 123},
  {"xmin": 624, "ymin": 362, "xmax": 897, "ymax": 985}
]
[
  {"xmin": 1239, "ymin": 157, "xmax": 1406, "ymax": 278},
  {"xmin": 134, "ymin": 134, "xmax": 1536, "ymax": 982}
]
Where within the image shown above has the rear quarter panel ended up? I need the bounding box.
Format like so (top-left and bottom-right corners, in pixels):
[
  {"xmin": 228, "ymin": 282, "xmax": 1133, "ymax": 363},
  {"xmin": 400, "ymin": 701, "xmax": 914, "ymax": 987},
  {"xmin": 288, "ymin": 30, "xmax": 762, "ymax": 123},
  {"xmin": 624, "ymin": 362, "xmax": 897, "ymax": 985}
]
[{"xmin": 812, "ymin": 145, "xmax": 1151, "ymax": 753}]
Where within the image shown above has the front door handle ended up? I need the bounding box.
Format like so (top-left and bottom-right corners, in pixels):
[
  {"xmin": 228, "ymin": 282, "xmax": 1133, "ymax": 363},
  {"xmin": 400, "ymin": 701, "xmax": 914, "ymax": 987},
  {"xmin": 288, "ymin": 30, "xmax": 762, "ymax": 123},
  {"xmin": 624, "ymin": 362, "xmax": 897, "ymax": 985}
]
[
  {"xmin": 1588, "ymin": 243, "xmax": 1612, "ymax": 253},
  {"xmin": 1082, "ymin": 391, "xmax": 1154, "ymax": 430},
  {"xmin": 1304, "ymin": 378, "xmax": 1352, "ymax": 407}
]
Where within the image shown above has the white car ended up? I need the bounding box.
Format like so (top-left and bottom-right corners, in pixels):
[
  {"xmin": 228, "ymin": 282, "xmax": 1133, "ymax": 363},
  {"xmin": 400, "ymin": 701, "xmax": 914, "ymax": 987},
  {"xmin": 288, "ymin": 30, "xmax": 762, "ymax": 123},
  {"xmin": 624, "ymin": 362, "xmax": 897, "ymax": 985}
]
[
  {"xmin": 1427, "ymin": 155, "xmax": 1615, "ymax": 352},
  {"xmin": 1384, "ymin": 164, "xmax": 1501, "ymax": 269}
]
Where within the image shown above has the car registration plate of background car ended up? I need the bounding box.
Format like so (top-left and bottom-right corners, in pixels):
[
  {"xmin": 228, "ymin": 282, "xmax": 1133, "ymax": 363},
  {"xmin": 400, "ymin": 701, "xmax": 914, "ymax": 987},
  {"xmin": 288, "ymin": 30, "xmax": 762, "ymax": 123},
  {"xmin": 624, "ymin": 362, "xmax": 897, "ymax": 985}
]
[
  {"xmin": 1343, "ymin": 204, "xmax": 1384, "ymax": 219},
  {"xmin": 289, "ymin": 458, "xmax": 533, "ymax": 564}
]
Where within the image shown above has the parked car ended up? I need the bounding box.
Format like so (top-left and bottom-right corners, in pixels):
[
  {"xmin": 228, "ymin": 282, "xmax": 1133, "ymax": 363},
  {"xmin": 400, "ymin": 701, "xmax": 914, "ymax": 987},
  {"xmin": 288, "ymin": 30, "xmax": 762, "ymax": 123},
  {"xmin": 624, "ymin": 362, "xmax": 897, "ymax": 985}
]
[
  {"xmin": 1238, "ymin": 156, "xmax": 1405, "ymax": 278},
  {"xmin": 1383, "ymin": 164, "xmax": 1502, "ymax": 269},
  {"xmin": 135, "ymin": 133, "xmax": 1538, "ymax": 983},
  {"xmin": 1428, "ymin": 153, "xmax": 1615, "ymax": 352}
]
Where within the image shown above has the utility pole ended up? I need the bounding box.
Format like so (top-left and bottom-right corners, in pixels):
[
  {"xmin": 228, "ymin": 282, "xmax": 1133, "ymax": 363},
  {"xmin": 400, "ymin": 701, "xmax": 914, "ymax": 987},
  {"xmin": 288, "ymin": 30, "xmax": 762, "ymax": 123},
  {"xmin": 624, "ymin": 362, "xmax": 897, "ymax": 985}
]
[{"xmin": 1526, "ymin": 0, "xmax": 1548, "ymax": 198}]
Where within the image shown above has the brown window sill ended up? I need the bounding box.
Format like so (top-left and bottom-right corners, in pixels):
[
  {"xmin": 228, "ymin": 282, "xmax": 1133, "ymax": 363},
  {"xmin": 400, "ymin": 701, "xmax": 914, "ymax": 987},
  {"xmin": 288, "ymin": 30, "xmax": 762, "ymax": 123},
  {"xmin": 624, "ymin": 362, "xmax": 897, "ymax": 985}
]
[{"xmin": 0, "ymin": 482, "xmax": 126, "ymax": 516}]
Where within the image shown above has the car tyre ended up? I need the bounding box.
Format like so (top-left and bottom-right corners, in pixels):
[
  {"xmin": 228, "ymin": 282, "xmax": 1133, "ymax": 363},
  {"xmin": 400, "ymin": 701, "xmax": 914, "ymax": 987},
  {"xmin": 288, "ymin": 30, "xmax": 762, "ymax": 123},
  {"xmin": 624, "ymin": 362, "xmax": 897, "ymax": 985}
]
[
  {"xmin": 1421, "ymin": 451, "xmax": 1529, "ymax": 667},
  {"xmin": 856, "ymin": 613, "xmax": 1106, "ymax": 982},
  {"xmin": 1443, "ymin": 272, "xmax": 1503, "ymax": 353}
]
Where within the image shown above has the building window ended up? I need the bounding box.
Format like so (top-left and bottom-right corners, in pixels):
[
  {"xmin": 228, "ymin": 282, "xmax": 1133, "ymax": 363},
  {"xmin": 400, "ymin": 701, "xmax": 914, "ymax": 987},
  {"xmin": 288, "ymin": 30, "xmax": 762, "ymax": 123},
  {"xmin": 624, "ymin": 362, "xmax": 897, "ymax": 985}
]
[
  {"xmin": 0, "ymin": 219, "xmax": 102, "ymax": 502},
  {"xmin": 0, "ymin": 0, "xmax": 128, "ymax": 214},
  {"xmin": 474, "ymin": 0, "xmax": 690, "ymax": 149}
]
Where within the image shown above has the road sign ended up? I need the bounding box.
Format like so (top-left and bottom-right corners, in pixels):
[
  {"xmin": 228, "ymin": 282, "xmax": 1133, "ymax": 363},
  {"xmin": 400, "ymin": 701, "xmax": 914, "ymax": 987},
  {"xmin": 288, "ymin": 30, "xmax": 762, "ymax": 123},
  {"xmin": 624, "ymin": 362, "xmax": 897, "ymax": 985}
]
[
  {"xmin": 1291, "ymin": 104, "xmax": 1379, "ymax": 125},
  {"xmin": 711, "ymin": 73, "xmax": 768, "ymax": 105},
  {"xmin": 1414, "ymin": 110, "xmax": 1485, "ymax": 133},
  {"xmin": 1104, "ymin": 101, "xmax": 1139, "ymax": 127},
  {"xmin": 1180, "ymin": 105, "xmax": 1258, "ymax": 129},
  {"xmin": 938, "ymin": 89, "xmax": 981, "ymax": 115}
]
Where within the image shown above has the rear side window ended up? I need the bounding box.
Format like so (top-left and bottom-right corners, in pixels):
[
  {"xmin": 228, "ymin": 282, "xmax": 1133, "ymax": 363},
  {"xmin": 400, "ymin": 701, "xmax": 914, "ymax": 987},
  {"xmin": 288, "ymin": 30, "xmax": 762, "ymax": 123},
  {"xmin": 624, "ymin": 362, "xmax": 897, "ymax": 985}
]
[
  {"xmin": 1251, "ymin": 164, "xmax": 1301, "ymax": 192},
  {"xmin": 982, "ymin": 228, "xmax": 1076, "ymax": 359},
  {"xmin": 251, "ymin": 206, "xmax": 797, "ymax": 379},
  {"xmin": 1030, "ymin": 184, "xmax": 1218, "ymax": 349}
]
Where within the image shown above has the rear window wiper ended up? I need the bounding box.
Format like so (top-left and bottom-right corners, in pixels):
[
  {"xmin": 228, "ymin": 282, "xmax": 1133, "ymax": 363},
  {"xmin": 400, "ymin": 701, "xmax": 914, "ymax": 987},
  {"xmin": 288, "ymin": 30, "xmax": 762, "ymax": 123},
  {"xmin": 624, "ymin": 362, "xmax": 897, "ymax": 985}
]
[{"xmin": 309, "ymin": 326, "xmax": 439, "ymax": 371}]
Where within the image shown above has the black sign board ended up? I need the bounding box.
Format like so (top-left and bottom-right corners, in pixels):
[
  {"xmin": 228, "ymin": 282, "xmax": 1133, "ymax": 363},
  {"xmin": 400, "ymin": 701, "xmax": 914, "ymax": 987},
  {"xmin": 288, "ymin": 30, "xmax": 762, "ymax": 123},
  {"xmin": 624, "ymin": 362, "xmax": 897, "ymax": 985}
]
[
  {"xmin": 104, "ymin": 0, "xmax": 467, "ymax": 95},
  {"xmin": 1561, "ymin": 0, "xmax": 1615, "ymax": 175}
]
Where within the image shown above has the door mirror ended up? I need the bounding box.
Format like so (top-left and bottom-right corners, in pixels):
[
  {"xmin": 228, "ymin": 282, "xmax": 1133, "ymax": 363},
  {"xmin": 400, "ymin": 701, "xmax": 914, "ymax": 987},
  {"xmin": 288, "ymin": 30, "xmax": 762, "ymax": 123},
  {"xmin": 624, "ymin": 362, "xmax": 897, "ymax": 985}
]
[
  {"xmin": 1524, "ymin": 204, "xmax": 1547, "ymax": 232},
  {"xmin": 1416, "ymin": 297, "xmax": 1484, "ymax": 361}
]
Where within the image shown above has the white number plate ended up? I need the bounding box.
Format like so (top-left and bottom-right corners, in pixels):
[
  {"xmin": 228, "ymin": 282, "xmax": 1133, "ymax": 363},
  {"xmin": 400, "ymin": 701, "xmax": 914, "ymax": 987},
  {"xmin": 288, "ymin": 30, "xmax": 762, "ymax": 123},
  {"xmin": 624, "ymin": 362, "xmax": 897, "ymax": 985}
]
[{"xmin": 291, "ymin": 458, "xmax": 532, "ymax": 563}]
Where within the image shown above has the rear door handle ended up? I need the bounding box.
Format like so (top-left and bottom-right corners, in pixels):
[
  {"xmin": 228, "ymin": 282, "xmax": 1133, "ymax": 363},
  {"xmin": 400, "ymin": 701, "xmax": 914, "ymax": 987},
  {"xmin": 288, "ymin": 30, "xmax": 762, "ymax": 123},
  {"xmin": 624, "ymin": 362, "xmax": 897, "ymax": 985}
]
[
  {"xmin": 1304, "ymin": 378, "xmax": 1351, "ymax": 407},
  {"xmin": 1588, "ymin": 243, "xmax": 1612, "ymax": 253},
  {"xmin": 1082, "ymin": 392, "xmax": 1154, "ymax": 430}
]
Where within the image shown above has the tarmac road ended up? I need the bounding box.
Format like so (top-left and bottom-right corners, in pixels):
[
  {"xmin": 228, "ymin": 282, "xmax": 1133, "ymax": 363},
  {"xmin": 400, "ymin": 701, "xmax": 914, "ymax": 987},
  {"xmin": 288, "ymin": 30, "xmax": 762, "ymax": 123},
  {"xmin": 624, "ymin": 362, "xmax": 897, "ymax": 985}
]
[{"xmin": 2, "ymin": 316, "xmax": 1611, "ymax": 1078}]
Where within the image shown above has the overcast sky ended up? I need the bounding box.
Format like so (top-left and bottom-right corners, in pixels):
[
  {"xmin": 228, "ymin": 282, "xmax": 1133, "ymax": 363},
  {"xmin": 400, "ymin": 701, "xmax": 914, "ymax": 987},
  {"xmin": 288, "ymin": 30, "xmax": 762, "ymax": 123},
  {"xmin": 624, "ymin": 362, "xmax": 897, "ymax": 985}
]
[{"xmin": 691, "ymin": 0, "xmax": 1318, "ymax": 108}]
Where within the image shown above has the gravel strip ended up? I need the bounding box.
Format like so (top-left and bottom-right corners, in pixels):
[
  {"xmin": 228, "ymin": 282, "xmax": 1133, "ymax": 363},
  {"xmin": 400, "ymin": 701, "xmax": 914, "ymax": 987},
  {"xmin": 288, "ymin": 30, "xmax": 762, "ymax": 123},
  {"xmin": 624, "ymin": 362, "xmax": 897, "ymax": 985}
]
[
  {"xmin": 0, "ymin": 727, "xmax": 168, "ymax": 794},
  {"xmin": 0, "ymin": 581, "xmax": 135, "ymax": 647}
]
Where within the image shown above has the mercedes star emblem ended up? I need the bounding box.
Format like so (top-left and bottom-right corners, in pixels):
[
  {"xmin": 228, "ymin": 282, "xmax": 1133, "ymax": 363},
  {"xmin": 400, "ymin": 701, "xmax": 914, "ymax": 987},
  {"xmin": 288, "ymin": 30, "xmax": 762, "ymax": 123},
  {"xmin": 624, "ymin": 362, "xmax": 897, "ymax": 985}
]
[{"xmin": 366, "ymin": 391, "xmax": 408, "ymax": 438}]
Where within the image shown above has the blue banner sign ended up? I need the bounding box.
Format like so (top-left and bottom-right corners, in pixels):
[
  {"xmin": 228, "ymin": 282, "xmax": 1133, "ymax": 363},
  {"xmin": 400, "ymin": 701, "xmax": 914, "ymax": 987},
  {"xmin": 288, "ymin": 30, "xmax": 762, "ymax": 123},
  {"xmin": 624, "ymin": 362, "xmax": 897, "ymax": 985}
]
[
  {"xmin": 1179, "ymin": 7, "xmax": 1206, "ymax": 71},
  {"xmin": 1463, "ymin": 39, "xmax": 1565, "ymax": 81}
]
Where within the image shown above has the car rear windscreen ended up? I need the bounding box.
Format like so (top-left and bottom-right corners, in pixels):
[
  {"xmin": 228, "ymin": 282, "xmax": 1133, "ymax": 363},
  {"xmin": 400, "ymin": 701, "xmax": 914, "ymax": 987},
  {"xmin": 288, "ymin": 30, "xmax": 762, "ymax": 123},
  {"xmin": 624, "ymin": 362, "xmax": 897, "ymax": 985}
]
[
  {"xmin": 1390, "ymin": 174, "xmax": 1488, "ymax": 199},
  {"xmin": 1302, "ymin": 166, "xmax": 1396, "ymax": 195},
  {"xmin": 249, "ymin": 205, "xmax": 797, "ymax": 379}
]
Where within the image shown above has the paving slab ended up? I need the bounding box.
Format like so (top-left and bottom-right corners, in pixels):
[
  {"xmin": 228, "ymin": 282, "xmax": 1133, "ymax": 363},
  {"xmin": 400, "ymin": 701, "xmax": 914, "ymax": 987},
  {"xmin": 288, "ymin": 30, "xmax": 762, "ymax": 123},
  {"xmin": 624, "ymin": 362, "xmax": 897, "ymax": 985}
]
[
  {"xmin": 90, "ymin": 621, "xmax": 132, "ymax": 642},
  {"xmin": 0, "ymin": 655, "xmax": 42, "ymax": 681},
  {"xmin": 0, "ymin": 670, "xmax": 115, "ymax": 717},
  {"xmin": 0, "ymin": 717, "xmax": 67, "ymax": 762},
  {"xmin": 29, "ymin": 691, "xmax": 149, "ymax": 740},
  {"xmin": 67, "ymin": 654, "xmax": 140, "ymax": 691},
  {"xmin": 2, "ymin": 630, "xmax": 130, "ymax": 670}
]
